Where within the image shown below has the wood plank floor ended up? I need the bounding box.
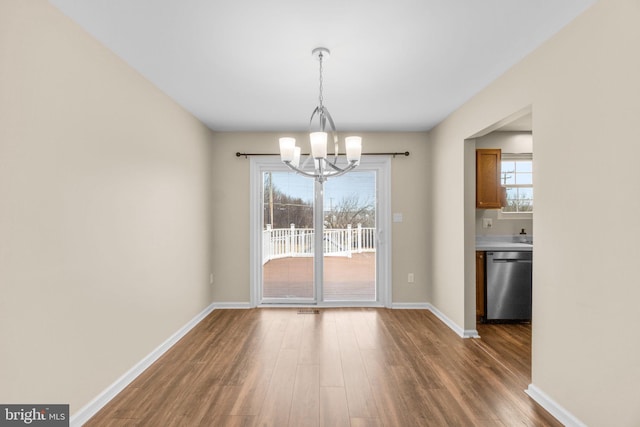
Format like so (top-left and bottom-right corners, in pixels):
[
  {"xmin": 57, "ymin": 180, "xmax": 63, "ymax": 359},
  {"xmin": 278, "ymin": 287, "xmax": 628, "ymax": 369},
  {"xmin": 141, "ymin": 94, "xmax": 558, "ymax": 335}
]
[{"xmin": 86, "ymin": 309, "xmax": 560, "ymax": 426}]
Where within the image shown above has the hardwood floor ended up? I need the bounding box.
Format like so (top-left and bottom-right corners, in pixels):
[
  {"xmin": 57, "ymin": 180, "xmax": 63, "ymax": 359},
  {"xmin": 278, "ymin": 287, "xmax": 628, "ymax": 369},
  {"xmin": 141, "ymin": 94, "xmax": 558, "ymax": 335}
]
[{"xmin": 86, "ymin": 309, "xmax": 560, "ymax": 426}]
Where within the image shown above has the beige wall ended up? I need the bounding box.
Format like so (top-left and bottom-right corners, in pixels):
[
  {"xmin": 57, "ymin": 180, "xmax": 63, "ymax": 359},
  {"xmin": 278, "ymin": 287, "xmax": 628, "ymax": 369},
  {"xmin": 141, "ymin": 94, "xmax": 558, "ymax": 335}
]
[
  {"xmin": 0, "ymin": 0, "xmax": 213, "ymax": 413},
  {"xmin": 5, "ymin": 0, "xmax": 638, "ymax": 424},
  {"xmin": 429, "ymin": 0, "xmax": 640, "ymax": 425},
  {"xmin": 210, "ymin": 132, "xmax": 431, "ymax": 304}
]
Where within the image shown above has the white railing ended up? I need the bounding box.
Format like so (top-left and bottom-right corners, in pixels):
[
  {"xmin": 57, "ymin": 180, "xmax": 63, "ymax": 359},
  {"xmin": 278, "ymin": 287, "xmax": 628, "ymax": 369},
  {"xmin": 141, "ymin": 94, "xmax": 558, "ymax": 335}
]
[{"xmin": 263, "ymin": 224, "xmax": 376, "ymax": 264}]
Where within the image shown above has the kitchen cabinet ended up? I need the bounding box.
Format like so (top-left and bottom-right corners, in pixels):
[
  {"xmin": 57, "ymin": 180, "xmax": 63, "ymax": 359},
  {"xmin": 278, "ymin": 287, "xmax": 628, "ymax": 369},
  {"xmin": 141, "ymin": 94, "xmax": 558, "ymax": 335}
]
[
  {"xmin": 476, "ymin": 251, "xmax": 485, "ymax": 320},
  {"xmin": 476, "ymin": 149, "xmax": 505, "ymax": 209}
]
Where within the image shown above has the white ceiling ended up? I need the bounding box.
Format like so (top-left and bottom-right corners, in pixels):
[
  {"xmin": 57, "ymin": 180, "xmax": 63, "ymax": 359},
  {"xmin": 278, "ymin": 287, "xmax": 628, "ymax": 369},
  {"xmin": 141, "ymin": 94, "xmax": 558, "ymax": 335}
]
[{"xmin": 48, "ymin": 0, "xmax": 595, "ymax": 132}]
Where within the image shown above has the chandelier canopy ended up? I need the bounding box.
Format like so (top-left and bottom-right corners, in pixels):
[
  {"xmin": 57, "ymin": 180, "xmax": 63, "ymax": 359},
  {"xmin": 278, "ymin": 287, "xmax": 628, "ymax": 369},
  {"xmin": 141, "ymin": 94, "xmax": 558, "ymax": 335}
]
[{"xmin": 279, "ymin": 47, "xmax": 362, "ymax": 183}]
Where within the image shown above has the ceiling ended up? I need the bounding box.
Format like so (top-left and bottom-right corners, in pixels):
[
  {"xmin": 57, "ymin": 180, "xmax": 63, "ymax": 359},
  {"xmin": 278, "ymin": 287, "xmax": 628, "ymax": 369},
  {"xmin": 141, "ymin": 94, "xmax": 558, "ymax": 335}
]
[{"xmin": 49, "ymin": 0, "xmax": 595, "ymax": 132}]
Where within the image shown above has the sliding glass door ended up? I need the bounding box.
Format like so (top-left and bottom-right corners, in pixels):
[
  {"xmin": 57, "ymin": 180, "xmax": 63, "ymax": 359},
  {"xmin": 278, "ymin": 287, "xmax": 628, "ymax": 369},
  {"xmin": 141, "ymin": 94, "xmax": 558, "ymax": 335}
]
[
  {"xmin": 261, "ymin": 171, "xmax": 315, "ymax": 302},
  {"xmin": 252, "ymin": 156, "xmax": 389, "ymax": 306},
  {"xmin": 322, "ymin": 172, "xmax": 377, "ymax": 301}
]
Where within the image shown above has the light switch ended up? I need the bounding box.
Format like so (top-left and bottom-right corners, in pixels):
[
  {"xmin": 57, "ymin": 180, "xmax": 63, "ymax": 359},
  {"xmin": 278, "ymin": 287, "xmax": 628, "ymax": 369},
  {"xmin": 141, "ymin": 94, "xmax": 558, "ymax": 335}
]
[{"xmin": 393, "ymin": 213, "xmax": 403, "ymax": 223}]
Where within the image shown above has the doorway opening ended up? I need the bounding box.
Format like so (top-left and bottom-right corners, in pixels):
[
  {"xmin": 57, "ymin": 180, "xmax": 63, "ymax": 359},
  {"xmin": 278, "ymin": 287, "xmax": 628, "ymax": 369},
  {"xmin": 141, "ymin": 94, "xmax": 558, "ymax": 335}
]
[
  {"xmin": 465, "ymin": 106, "xmax": 533, "ymax": 334},
  {"xmin": 250, "ymin": 156, "xmax": 391, "ymax": 307}
]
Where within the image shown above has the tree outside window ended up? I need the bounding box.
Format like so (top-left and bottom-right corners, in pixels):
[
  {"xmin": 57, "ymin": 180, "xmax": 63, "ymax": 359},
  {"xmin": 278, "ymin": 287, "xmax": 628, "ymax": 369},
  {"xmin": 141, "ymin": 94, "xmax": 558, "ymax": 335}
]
[{"xmin": 501, "ymin": 156, "xmax": 533, "ymax": 213}]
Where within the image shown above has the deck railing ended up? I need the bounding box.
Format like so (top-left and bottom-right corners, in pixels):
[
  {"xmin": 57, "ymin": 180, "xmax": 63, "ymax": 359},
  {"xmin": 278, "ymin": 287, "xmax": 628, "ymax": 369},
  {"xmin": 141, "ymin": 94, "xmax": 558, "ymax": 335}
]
[{"xmin": 263, "ymin": 224, "xmax": 376, "ymax": 264}]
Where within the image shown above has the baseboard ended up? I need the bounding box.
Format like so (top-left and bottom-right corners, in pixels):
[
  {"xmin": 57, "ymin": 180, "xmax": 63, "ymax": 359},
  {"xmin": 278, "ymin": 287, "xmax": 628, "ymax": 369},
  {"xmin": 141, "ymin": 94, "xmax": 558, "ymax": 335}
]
[
  {"xmin": 462, "ymin": 328, "xmax": 480, "ymax": 338},
  {"xmin": 391, "ymin": 303, "xmax": 478, "ymax": 338},
  {"xmin": 526, "ymin": 384, "xmax": 586, "ymax": 427},
  {"xmin": 425, "ymin": 303, "xmax": 464, "ymax": 337},
  {"xmin": 425, "ymin": 303, "xmax": 479, "ymax": 339},
  {"xmin": 213, "ymin": 302, "xmax": 252, "ymax": 309},
  {"xmin": 391, "ymin": 302, "xmax": 431, "ymax": 309},
  {"xmin": 70, "ymin": 302, "xmax": 217, "ymax": 426}
]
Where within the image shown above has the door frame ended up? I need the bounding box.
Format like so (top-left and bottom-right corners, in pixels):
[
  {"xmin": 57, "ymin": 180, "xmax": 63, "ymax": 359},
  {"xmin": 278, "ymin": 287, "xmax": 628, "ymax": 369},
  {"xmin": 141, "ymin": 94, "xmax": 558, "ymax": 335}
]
[{"xmin": 249, "ymin": 155, "xmax": 391, "ymax": 307}]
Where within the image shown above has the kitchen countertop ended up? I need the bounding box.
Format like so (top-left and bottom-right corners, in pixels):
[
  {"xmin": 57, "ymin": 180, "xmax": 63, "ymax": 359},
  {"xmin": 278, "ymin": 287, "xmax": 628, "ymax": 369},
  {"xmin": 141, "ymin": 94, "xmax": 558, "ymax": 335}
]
[{"xmin": 476, "ymin": 237, "xmax": 533, "ymax": 252}]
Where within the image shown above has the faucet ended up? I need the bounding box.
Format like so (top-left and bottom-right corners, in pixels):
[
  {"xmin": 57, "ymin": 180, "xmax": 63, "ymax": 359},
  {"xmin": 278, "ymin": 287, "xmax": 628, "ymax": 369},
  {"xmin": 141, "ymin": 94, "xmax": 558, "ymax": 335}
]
[{"xmin": 519, "ymin": 228, "xmax": 528, "ymax": 243}]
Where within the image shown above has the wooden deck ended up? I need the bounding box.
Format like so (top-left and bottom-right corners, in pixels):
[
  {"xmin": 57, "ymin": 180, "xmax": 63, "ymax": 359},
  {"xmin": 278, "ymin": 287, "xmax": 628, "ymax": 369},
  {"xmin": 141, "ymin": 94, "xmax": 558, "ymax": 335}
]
[{"xmin": 263, "ymin": 253, "xmax": 376, "ymax": 301}]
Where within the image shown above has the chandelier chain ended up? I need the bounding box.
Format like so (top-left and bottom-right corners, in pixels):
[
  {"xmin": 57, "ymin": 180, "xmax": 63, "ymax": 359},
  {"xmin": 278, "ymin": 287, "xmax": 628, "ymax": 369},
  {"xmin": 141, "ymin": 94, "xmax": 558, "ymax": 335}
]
[{"xmin": 318, "ymin": 52, "xmax": 324, "ymax": 108}]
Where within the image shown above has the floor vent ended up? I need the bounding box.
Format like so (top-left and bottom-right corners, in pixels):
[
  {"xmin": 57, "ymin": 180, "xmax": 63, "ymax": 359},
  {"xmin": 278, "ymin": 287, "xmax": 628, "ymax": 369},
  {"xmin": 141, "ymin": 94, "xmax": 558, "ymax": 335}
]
[{"xmin": 297, "ymin": 309, "xmax": 320, "ymax": 314}]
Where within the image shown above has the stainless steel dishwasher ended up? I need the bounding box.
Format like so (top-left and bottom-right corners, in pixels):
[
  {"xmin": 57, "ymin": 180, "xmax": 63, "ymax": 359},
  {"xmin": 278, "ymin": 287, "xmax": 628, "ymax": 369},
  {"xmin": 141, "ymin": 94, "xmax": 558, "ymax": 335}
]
[{"xmin": 486, "ymin": 251, "xmax": 532, "ymax": 321}]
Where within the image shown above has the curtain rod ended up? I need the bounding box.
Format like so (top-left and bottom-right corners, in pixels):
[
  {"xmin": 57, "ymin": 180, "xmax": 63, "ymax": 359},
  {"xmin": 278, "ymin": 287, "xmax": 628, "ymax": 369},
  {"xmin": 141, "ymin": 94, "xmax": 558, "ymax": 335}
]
[{"xmin": 236, "ymin": 151, "xmax": 410, "ymax": 159}]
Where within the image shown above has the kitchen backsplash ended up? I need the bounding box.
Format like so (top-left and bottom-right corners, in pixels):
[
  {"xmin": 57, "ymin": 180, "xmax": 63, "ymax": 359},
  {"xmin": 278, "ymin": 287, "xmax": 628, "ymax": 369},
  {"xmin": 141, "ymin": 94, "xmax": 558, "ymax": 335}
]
[{"xmin": 476, "ymin": 208, "xmax": 533, "ymax": 238}]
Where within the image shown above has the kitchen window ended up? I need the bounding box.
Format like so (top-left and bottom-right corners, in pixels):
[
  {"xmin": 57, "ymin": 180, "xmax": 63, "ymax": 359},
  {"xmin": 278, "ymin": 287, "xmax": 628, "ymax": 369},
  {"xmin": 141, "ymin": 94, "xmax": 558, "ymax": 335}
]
[{"xmin": 501, "ymin": 154, "xmax": 533, "ymax": 213}]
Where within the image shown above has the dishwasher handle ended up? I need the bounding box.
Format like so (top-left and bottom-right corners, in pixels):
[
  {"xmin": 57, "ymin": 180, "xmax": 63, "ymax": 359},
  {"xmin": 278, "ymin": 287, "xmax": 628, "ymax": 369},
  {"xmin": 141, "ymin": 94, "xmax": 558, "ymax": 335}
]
[{"xmin": 487, "ymin": 251, "xmax": 532, "ymax": 263}]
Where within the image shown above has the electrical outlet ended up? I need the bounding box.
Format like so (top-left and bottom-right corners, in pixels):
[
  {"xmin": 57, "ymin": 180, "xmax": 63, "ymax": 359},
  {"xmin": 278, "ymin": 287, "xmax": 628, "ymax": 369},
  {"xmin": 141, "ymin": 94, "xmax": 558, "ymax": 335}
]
[
  {"xmin": 408, "ymin": 273, "xmax": 415, "ymax": 283},
  {"xmin": 482, "ymin": 218, "xmax": 493, "ymax": 229}
]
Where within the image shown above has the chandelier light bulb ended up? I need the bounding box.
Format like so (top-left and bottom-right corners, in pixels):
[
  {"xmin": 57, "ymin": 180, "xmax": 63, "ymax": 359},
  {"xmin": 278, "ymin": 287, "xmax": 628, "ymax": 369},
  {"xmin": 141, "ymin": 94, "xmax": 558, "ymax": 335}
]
[
  {"xmin": 279, "ymin": 137, "xmax": 296, "ymax": 162},
  {"xmin": 309, "ymin": 132, "xmax": 328, "ymax": 159},
  {"xmin": 292, "ymin": 146, "xmax": 301, "ymax": 168},
  {"xmin": 345, "ymin": 136, "xmax": 362, "ymax": 163}
]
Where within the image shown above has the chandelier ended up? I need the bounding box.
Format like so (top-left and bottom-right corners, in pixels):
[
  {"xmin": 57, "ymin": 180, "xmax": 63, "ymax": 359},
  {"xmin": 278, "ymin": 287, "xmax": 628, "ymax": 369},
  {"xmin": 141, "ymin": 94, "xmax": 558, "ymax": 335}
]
[{"xmin": 279, "ymin": 47, "xmax": 362, "ymax": 183}]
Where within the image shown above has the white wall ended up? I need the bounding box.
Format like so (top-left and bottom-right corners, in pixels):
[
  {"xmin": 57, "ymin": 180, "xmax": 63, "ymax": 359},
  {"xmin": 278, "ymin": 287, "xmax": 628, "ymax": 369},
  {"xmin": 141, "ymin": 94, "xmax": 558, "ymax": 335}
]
[
  {"xmin": 0, "ymin": 1, "xmax": 213, "ymax": 412},
  {"xmin": 429, "ymin": 0, "xmax": 640, "ymax": 425},
  {"xmin": 210, "ymin": 132, "xmax": 431, "ymax": 305},
  {"xmin": 475, "ymin": 131, "xmax": 533, "ymax": 237}
]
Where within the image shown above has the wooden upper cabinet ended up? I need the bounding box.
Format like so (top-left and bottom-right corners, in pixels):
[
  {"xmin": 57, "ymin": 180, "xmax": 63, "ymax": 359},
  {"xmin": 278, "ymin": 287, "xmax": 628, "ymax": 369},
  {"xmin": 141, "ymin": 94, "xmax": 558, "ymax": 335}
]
[{"xmin": 476, "ymin": 149, "xmax": 504, "ymax": 209}]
